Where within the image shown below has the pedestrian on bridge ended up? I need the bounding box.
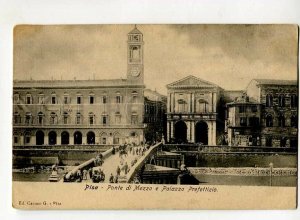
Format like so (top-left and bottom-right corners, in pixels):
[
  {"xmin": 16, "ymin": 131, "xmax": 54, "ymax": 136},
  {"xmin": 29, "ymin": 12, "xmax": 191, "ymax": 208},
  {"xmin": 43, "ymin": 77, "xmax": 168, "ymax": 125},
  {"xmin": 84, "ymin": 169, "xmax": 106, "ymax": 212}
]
[
  {"xmin": 109, "ymin": 173, "xmax": 114, "ymax": 183},
  {"xmin": 116, "ymin": 166, "xmax": 121, "ymax": 176}
]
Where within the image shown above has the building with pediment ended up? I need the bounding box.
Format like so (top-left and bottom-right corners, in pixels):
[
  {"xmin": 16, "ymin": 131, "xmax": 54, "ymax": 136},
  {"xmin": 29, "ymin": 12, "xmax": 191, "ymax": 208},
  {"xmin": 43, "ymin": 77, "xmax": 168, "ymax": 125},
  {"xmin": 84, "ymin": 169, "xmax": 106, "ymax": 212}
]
[{"xmin": 166, "ymin": 75, "xmax": 225, "ymax": 145}]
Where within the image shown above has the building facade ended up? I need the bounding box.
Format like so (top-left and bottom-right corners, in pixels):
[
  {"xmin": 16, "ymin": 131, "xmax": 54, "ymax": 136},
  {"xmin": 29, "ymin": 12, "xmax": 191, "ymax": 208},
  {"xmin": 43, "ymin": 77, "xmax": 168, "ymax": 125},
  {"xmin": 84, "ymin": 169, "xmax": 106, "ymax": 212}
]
[
  {"xmin": 144, "ymin": 89, "xmax": 167, "ymax": 143},
  {"xmin": 246, "ymin": 79, "xmax": 298, "ymax": 148},
  {"xmin": 13, "ymin": 26, "xmax": 146, "ymax": 147},
  {"xmin": 166, "ymin": 75, "xmax": 223, "ymax": 145},
  {"xmin": 226, "ymin": 94, "xmax": 262, "ymax": 146}
]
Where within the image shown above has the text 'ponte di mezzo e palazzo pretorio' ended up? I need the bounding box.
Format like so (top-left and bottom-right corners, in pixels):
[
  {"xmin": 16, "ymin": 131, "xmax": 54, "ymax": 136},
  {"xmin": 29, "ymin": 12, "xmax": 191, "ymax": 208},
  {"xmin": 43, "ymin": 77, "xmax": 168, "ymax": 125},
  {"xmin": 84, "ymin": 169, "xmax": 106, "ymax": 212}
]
[{"xmin": 13, "ymin": 27, "xmax": 145, "ymax": 146}]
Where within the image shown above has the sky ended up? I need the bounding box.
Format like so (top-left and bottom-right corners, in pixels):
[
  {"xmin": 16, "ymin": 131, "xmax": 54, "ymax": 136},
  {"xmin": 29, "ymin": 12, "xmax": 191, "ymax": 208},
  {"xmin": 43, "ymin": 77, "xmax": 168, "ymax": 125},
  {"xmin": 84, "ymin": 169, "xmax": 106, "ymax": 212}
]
[{"xmin": 14, "ymin": 24, "xmax": 298, "ymax": 95}]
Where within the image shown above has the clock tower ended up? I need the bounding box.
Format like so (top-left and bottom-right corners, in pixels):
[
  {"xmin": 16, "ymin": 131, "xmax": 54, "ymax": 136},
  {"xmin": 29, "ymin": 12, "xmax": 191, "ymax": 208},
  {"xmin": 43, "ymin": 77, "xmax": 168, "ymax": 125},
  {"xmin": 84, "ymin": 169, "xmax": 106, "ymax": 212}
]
[{"xmin": 127, "ymin": 25, "xmax": 144, "ymax": 83}]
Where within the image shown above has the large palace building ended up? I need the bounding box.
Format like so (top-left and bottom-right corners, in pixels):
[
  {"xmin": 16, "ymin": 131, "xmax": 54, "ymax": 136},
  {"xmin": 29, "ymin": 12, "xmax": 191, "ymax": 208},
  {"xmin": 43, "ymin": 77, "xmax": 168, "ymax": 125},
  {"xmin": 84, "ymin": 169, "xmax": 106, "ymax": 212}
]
[{"xmin": 13, "ymin": 26, "xmax": 146, "ymax": 147}]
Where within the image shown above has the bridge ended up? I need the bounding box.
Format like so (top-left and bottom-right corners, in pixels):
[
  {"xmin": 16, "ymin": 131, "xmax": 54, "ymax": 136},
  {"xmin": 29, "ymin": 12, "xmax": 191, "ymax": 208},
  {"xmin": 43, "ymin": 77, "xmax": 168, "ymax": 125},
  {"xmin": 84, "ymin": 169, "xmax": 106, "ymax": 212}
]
[{"xmin": 63, "ymin": 142, "xmax": 163, "ymax": 183}]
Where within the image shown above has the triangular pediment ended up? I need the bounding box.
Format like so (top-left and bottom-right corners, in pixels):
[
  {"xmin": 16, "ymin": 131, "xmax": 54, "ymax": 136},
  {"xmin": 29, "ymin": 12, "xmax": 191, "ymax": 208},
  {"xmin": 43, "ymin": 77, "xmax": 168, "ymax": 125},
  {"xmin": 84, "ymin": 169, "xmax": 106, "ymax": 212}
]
[{"xmin": 167, "ymin": 75, "xmax": 219, "ymax": 89}]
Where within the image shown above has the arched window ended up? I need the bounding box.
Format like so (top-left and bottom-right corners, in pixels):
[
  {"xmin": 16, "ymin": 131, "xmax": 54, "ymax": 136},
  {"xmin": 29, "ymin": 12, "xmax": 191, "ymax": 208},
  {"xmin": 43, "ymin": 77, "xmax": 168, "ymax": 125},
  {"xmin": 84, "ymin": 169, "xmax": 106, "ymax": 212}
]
[
  {"xmin": 48, "ymin": 131, "xmax": 57, "ymax": 145},
  {"xmin": 266, "ymin": 114, "xmax": 273, "ymax": 127},
  {"xmin": 290, "ymin": 115, "xmax": 298, "ymax": 128},
  {"xmin": 278, "ymin": 114, "xmax": 285, "ymax": 127},
  {"xmin": 266, "ymin": 94, "xmax": 273, "ymax": 107},
  {"xmin": 291, "ymin": 94, "xmax": 297, "ymax": 108},
  {"xmin": 278, "ymin": 94, "xmax": 285, "ymax": 107}
]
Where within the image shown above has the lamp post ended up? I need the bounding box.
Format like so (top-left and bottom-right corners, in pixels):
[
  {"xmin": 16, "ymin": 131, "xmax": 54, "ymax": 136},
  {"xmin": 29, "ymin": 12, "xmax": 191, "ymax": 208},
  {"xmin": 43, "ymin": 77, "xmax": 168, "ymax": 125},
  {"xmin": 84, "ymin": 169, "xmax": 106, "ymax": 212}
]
[{"xmin": 269, "ymin": 162, "xmax": 274, "ymax": 186}]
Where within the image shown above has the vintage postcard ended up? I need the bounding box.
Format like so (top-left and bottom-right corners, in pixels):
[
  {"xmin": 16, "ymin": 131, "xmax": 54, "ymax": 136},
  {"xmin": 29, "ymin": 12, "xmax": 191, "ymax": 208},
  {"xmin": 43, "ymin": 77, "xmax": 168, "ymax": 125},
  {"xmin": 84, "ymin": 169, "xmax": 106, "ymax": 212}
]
[{"xmin": 12, "ymin": 24, "xmax": 298, "ymax": 209}]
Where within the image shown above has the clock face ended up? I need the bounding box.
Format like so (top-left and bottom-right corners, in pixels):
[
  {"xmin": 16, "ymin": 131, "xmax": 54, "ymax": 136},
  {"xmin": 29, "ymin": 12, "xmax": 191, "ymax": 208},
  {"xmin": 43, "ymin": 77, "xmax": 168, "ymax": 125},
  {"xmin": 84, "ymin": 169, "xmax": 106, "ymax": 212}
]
[{"xmin": 131, "ymin": 67, "xmax": 141, "ymax": 77}]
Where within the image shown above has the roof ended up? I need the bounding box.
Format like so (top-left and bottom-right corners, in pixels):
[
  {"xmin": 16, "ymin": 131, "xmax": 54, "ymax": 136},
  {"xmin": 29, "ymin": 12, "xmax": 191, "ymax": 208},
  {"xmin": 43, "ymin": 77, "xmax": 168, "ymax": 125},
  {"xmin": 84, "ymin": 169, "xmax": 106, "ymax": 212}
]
[
  {"xmin": 252, "ymin": 79, "xmax": 297, "ymax": 86},
  {"xmin": 167, "ymin": 75, "xmax": 221, "ymax": 89},
  {"xmin": 128, "ymin": 26, "xmax": 142, "ymax": 35},
  {"xmin": 13, "ymin": 79, "xmax": 145, "ymax": 89}
]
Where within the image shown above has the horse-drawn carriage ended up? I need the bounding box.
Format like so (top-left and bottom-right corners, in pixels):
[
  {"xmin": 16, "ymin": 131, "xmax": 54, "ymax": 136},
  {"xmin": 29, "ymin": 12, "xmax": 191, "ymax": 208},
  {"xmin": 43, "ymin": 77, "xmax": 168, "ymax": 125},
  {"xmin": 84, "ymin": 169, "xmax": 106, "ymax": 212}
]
[{"xmin": 91, "ymin": 166, "xmax": 105, "ymax": 183}]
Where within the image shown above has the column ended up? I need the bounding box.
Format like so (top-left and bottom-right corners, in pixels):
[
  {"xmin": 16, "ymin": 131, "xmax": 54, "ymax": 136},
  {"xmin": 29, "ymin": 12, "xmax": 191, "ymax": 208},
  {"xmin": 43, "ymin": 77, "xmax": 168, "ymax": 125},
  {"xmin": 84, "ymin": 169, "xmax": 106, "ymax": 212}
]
[
  {"xmin": 168, "ymin": 93, "xmax": 171, "ymax": 112},
  {"xmin": 31, "ymin": 135, "xmax": 36, "ymax": 145},
  {"xmin": 208, "ymin": 122, "xmax": 212, "ymax": 146},
  {"xmin": 172, "ymin": 92, "xmax": 175, "ymax": 112},
  {"xmin": 69, "ymin": 135, "xmax": 74, "ymax": 145},
  {"xmin": 191, "ymin": 121, "xmax": 195, "ymax": 143},
  {"xmin": 191, "ymin": 93, "xmax": 195, "ymax": 113},
  {"xmin": 213, "ymin": 121, "xmax": 217, "ymax": 145},
  {"xmin": 167, "ymin": 121, "xmax": 170, "ymax": 142},
  {"xmin": 170, "ymin": 121, "xmax": 174, "ymax": 139},
  {"xmin": 57, "ymin": 135, "xmax": 61, "ymax": 145},
  {"xmin": 44, "ymin": 135, "xmax": 48, "ymax": 145},
  {"xmin": 95, "ymin": 134, "xmax": 100, "ymax": 144},
  {"xmin": 187, "ymin": 121, "xmax": 191, "ymax": 142},
  {"xmin": 20, "ymin": 135, "xmax": 24, "ymax": 145},
  {"xmin": 213, "ymin": 92, "xmax": 217, "ymax": 112},
  {"xmin": 82, "ymin": 135, "xmax": 87, "ymax": 144}
]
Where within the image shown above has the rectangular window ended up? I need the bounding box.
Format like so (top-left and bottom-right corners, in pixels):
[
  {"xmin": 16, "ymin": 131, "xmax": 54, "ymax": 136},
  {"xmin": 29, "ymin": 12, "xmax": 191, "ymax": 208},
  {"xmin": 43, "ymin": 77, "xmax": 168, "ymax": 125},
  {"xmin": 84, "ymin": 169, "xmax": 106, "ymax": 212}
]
[
  {"xmin": 132, "ymin": 96, "xmax": 137, "ymax": 103},
  {"xmin": 38, "ymin": 96, "xmax": 44, "ymax": 104},
  {"xmin": 90, "ymin": 96, "xmax": 94, "ymax": 104},
  {"xmin": 115, "ymin": 115, "xmax": 121, "ymax": 124},
  {"xmin": 77, "ymin": 96, "xmax": 81, "ymax": 104},
  {"xmin": 89, "ymin": 116, "xmax": 94, "ymax": 125},
  {"xmin": 25, "ymin": 136, "xmax": 30, "ymax": 144},
  {"xmin": 251, "ymin": 106, "xmax": 257, "ymax": 112},
  {"xmin": 26, "ymin": 96, "xmax": 31, "ymax": 104},
  {"xmin": 240, "ymin": 117, "xmax": 247, "ymax": 126},
  {"xmin": 131, "ymin": 115, "xmax": 138, "ymax": 124},
  {"xmin": 38, "ymin": 116, "xmax": 43, "ymax": 125},
  {"xmin": 64, "ymin": 96, "xmax": 68, "ymax": 104},
  {"xmin": 103, "ymin": 96, "xmax": 107, "ymax": 104},
  {"xmin": 116, "ymin": 96, "xmax": 121, "ymax": 103},
  {"xmin": 14, "ymin": 136, "xmax": 18, "ymax": 144},
  {"xmin": 13, "ymin": 95, "xmax": 20, "ymax": 104},
  {"xmin": 51, "ymin": 97, "xmax": 56, "ymax": 104},
  {"xmin": 64, "ymin": 116, "xmax": 68, "ymax": 124},
  {"xmin": 76, "ymin": 116, "xmax": 81, "ymax": 124},
  {"xmin": 102, "ymin": 116, "xmax": 107, "ymax": 125},
  {"xmin": 102, "ymin": 137, "xmax": 106, "ymax": 144},
  {"xmin": 239, "ymin": 106, "xmax": 245, "ymax": 113}
]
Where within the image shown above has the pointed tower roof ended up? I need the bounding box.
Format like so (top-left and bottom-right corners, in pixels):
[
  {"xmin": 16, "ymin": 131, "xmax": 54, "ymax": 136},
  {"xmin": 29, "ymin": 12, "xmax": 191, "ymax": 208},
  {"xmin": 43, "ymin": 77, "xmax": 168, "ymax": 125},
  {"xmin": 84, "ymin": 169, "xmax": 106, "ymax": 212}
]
[
  {"xmin": 167, "ymin": 75, "xmax": 220, "ymax": 89},
  {"xmin": 128, "ymin": 25, "xmax": 142, "ymax": 34}
]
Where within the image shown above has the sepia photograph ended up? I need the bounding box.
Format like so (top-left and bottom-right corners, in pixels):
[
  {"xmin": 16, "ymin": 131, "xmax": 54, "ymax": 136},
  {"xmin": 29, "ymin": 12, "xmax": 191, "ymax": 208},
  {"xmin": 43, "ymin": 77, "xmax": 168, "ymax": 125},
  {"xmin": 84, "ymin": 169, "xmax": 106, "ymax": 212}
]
[{"xmin": 12, "ymin": 24, "xmax": 298, "ymax": 209}]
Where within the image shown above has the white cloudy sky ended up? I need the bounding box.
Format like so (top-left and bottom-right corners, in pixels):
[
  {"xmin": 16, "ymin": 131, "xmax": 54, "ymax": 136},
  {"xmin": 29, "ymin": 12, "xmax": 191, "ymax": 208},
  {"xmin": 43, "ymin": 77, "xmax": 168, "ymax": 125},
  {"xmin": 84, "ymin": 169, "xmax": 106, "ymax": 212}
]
[{"xmin": 14, "ymin": 24, "xmax": 298, "ymax": 94}]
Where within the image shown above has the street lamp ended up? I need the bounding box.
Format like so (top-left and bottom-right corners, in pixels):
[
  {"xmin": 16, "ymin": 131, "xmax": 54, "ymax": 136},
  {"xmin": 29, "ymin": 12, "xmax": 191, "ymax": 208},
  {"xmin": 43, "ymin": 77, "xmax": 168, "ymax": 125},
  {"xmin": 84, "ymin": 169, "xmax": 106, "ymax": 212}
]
[{"xmin": 269, "ymin": 162, "xmax": 274, "ymax": 186}]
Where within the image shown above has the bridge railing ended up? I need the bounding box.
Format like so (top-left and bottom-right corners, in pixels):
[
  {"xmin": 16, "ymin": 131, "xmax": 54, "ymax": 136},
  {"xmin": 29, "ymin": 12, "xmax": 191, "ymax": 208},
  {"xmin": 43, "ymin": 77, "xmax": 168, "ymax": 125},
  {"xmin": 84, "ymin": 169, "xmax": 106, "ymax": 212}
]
[
  {"xmin": 123, "ymin": 142, "xmax": 163, "ymax": 183},
  {"xmin": 64, "ymin": 146, "xmax": 119, "ymax": 181}
]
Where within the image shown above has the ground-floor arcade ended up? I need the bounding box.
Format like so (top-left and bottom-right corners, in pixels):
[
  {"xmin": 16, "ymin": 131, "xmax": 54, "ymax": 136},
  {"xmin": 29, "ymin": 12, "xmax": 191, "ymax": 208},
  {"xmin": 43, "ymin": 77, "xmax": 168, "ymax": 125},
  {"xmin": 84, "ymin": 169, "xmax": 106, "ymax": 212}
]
[
  {"xmin": 167, "ymin": 120, "xmax": 217, "ymax": 145},
  {"xmin": 13, "ymin": 128, "xmax": 144, "ymax": 146}
]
